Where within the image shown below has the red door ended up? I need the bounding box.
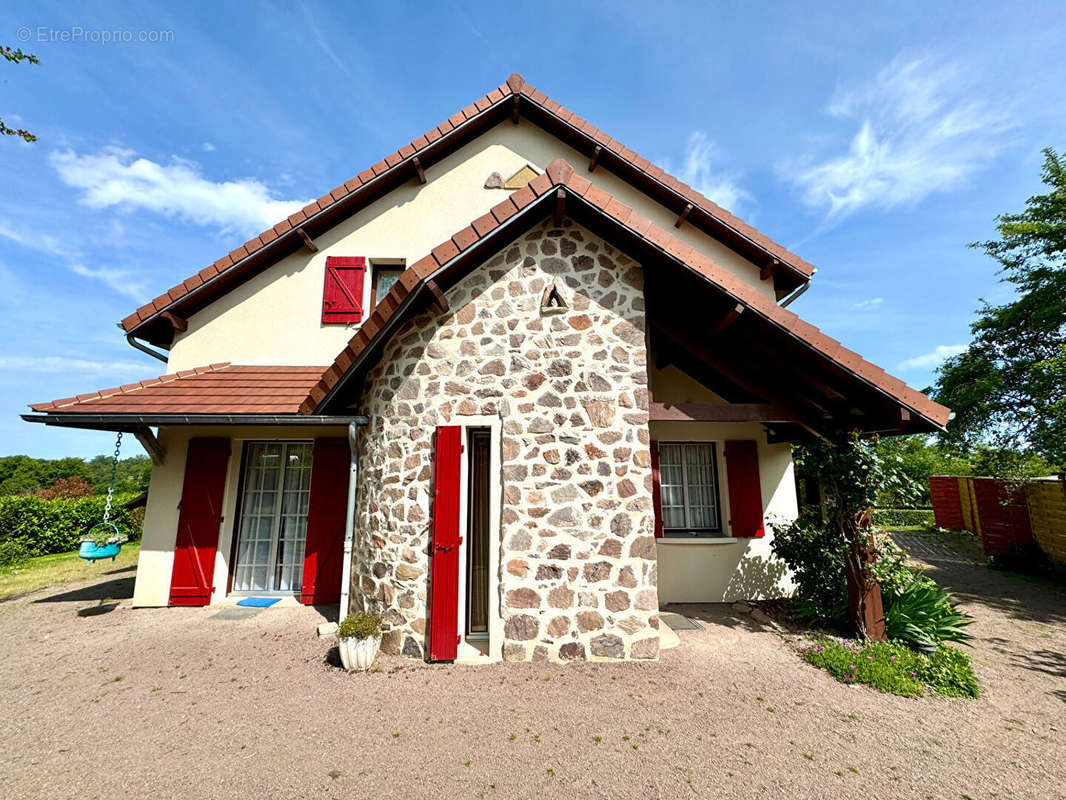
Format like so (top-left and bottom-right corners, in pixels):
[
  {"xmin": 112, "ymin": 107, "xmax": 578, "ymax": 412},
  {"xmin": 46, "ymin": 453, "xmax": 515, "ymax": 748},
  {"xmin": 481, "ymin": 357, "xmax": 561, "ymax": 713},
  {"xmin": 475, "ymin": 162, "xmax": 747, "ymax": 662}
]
[
  {"xmin": 169, "ymin": 438, "xmax": 231, "ymax": 606},
  {"xmin": 428, "ymin": 426, "xmax": 462, "ymax": 661},
  {"xmin": 300, "ymin": 437, "xmax": 352, "ymax": 605}
]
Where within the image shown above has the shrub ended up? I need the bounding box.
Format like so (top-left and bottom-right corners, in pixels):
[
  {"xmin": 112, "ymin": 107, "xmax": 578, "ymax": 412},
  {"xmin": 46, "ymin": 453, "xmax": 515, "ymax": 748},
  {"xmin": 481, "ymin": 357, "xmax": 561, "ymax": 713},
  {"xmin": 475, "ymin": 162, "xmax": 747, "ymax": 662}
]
[
  {"xmin": 884, "ymin": 582, "xmax": 974, "ymax": 648},
  {"xmin": 0, "ymin": 540, "xmax": 29, "ymax": 568},
  {"xmin": 338, "ymin": 613, "xmax": 382, "ymax": 640},
  {"xmin": 872, "ymin": 539, "xmax": 974, "ymax": 648},
  {"xmin": 769, "ymin": 516, "xmax": 848, "ymax": 627},
  {"xmin": 0, "ymin": 494, "xmax": 143, "ymax": 556},
  {"xmin": 37, "ymin": 476, "xmax": 96, "ymax": 500},
  {"xmin": 803, "ymin": 638, "xmax": 979, "ymax": 698},
  {"xmin": 872, "ymin": 508, "xmax": 935, "ymax": 528}
]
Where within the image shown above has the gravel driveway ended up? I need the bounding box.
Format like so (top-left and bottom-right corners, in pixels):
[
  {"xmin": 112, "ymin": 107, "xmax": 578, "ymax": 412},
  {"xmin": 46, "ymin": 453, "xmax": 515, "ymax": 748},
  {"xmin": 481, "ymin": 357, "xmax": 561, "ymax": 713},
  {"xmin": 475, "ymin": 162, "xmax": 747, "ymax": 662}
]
[{"xmin": 2, "ymin": 537, "xmax": 1063, "ymax": 800}]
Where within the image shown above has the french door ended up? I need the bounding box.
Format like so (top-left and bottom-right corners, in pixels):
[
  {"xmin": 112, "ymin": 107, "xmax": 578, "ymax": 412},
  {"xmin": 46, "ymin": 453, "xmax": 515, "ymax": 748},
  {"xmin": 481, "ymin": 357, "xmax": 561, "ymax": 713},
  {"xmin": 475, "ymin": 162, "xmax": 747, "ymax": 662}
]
[{"xmin": 232, "ymin": 441, "xmax": 313, "ymax": 593}]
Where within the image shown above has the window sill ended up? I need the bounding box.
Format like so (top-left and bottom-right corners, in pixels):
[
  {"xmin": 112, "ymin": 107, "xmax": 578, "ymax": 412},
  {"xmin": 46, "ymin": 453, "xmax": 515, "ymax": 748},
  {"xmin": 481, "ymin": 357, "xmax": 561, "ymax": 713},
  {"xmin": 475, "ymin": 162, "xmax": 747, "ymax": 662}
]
[{"xmin": 657, "ymin": 537, "xmax": 738, "ymax": 545}]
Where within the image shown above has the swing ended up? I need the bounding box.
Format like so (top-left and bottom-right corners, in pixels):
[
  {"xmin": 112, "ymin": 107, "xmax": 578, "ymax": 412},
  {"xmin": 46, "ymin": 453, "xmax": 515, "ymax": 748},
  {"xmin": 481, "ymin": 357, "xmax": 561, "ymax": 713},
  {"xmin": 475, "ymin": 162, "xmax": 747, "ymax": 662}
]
[{"xmin": 79, "ymin": 432, "xmax": 130, "ymax": 563}]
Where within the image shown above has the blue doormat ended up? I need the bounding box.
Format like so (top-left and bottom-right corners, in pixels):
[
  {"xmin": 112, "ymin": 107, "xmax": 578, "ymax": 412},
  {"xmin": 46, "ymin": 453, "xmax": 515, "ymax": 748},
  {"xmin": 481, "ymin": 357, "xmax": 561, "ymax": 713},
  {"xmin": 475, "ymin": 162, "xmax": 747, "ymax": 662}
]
[{"xmin": 236, "ymin": 597, "xmax": 281, "ymax": 608}]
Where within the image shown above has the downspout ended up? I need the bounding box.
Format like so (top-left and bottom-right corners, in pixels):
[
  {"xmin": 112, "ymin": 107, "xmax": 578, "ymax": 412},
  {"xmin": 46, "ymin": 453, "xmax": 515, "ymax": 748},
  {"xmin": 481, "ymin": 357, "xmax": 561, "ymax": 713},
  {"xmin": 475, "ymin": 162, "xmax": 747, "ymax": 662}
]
[
  {"xmin": 338, "ymin": 418, "xmax": 365, "ymax": 622},
  {"xmin": 125, "ymin": 332, "xmax": 169, "ymax": 364},
  {"xmin": 779, "ymin": 274, "xmax": 814, "ymax": 308}
]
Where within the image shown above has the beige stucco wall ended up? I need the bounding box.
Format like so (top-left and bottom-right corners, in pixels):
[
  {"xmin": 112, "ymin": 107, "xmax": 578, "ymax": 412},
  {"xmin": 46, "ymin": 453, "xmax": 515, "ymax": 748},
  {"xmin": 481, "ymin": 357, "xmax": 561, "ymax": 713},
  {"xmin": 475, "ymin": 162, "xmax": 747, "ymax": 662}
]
[
  {"xmin": 131, "ymin": 425, "xmax": 347, "ymax": 607},
  {"xmin": 650, "ymin": 365, "xmax": 798, "ymax": 603},
  {"xmin": 166, "ymin": 121, "xmax": 774, "ymax": 372}
]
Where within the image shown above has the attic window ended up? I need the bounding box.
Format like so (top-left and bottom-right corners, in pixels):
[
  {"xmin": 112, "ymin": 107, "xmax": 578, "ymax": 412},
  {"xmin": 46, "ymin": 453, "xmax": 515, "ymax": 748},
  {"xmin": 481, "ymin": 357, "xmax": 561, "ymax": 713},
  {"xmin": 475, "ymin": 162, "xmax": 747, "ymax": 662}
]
[
  {"xmin": 540, "ymin": 281, "xmax": 568, "ymax": 316},
  {"xmin": 371, "ymin": 262, "xmax": 404, "ymax": 312}
]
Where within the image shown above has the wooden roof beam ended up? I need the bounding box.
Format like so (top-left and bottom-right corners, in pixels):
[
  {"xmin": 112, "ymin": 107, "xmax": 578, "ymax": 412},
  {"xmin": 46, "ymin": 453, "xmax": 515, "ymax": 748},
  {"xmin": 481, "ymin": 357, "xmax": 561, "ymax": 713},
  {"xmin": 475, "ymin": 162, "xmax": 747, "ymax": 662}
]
[
  {"xmin": 412, "ymin": 156, "xmax": 426, "ymax": 185},
  {"xmin": 708, "ymin": 303, "xmax": 744, "ymax": 337},
  {"xmin": 760, "ymin": 258, "xmax": 779, "ymax": 281},
  {"xmin": 650, "ymin": 402, "xmax": 799, "ymax": 423},
  {"xmin": 160, "ymin": 311, "xmax": 187, "ymax": 333},
  {"xmin": 588, "ymin": 145, "xmax": 602, "ymax": 173},
  {"xmin": 674, "ymin": 203, "xmax": 693, "ymax": 229},
  {"xmin": 296, "ymin": 227, "xmax": 318, "ymax": 253}
]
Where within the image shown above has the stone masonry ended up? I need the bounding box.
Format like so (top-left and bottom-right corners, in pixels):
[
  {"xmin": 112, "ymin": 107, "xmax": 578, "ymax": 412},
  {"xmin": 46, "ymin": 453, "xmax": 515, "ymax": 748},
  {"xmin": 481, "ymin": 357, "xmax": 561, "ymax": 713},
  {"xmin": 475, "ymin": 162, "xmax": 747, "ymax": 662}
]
[{"xmin": 349, "ymin": 219, "xmax": 660, "ymax": 662}]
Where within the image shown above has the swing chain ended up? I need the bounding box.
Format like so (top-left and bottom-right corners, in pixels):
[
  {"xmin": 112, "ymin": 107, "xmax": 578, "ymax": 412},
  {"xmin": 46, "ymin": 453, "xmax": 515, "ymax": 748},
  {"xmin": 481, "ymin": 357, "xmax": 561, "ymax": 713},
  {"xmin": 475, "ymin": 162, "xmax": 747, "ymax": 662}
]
[{"xmin": 102, "ymin": 431, "xmax": 123, "ymax": 524}]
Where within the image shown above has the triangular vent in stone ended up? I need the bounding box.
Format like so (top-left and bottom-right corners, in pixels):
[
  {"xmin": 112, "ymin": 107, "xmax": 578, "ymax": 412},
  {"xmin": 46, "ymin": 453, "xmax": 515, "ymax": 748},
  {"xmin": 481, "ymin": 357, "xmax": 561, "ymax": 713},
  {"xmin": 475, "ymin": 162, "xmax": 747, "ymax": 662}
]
[{"xmin": 540, "ymin": 281, "xmax": 568, "ymax": 316}]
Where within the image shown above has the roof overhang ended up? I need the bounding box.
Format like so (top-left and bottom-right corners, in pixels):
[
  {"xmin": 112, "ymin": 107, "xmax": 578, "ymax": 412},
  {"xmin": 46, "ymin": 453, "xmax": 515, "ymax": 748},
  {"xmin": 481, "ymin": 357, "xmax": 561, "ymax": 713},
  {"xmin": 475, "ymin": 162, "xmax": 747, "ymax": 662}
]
[
  {"xmin": 122, "ymin": 73, "xmax": 812, "ymax": 347},
  {"xmin": 303, "ymin": 159, "xmax": 948, "ymax": 437},
  {"xmin": 21, "ymin": 413, "xmax": 365, "ymax": 433}
]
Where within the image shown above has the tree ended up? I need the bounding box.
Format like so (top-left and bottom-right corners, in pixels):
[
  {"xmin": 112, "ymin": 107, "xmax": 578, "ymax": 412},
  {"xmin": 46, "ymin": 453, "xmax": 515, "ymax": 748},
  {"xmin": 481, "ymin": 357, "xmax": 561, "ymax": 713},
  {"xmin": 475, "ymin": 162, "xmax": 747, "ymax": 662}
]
[
  {"xmin": 784, "ymin": 435, "xmax": 914, "ymax": 640},
  {"xmin": 935, "ymin": 148, "xmax": 1066, "ymax": 468},
  {"xmin": 1, "ymin": 46, "xmax": 39, "ymax": 142}
]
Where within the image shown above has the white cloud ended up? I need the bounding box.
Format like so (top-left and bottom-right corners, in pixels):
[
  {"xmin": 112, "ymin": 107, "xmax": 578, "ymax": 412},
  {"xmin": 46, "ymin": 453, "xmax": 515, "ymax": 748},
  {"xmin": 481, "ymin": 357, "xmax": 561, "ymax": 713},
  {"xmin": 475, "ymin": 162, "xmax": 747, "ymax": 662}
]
[
  {"xmin": 853, "ymin": 297, "xmax": 884, "ymax": 309},
  {"xmin": 662, "ymin": 132, "xmax": 750, "ymax": 212},
  {"xmin": 201, "ymin": 142, "xmax": 216, "ymax": 152},
  {"xmin": 784, "ymin": 55, "xmax": 1014, "ymax": 221},
  {"xmin": 49, "ymin": 147, "xmax": 312, "ymax": 237},
  {"xmin": 0, "ymin": 221, "xmax": 147, "ymax": 300},
  {"xmin": 0, "ymin": 355, "xmax": 156, "ymax": 374},
  {"xmin": 897, "ymin": 344, "xmax": 967, "ymax": 370}
]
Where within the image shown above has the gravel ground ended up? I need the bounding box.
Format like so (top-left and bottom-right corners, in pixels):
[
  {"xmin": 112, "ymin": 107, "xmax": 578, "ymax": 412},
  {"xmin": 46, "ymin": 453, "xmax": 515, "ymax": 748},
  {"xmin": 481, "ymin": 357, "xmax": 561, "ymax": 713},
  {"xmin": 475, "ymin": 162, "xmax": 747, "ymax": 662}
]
[{"xmin": 1, "ymin": 537, "xmax": 1063, "ymax": 800}]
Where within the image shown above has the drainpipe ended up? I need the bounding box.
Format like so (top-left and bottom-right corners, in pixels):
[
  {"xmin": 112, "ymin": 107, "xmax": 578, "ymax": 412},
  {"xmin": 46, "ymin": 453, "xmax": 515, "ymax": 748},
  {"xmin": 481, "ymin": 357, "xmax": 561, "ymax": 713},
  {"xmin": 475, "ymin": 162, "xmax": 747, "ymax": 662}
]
[
  {"xmin": 125, "ymin": 332, "xmax": 169, "ymax": 364},
  {"xmin": 779, "ymin": 273, "xmax": 814, "ymax": 308},
  {"xmin": 338, "ymin": 418, "xmax": 363, "ymax": 623}
]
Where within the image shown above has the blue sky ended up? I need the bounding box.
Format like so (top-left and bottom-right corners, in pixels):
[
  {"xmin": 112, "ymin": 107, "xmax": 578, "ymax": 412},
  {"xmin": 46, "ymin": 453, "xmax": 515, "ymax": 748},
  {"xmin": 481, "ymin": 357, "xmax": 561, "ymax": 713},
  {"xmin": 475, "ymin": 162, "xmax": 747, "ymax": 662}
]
[{"xmin": 2, "ymin": 0, "xmax": 1065, "ymax": 459}]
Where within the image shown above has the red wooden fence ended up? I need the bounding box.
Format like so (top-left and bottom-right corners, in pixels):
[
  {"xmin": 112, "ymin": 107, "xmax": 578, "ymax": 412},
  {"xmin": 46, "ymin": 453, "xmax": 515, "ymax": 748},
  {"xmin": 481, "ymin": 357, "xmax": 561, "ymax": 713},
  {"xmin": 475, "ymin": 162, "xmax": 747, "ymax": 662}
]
[
  {"xmin": 929, "ymin": 476, "xmax": 964, "ymax": 531},
  {"xmin": 928, "ymin": 476, "xmax": 1033, "ymax": 556}
]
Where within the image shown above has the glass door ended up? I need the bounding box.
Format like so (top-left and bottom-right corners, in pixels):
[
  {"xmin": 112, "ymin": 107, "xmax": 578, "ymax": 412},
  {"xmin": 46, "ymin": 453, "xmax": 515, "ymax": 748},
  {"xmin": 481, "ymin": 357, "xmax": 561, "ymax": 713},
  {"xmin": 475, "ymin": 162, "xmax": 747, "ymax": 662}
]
[{"xmin": 232, "ymin": 441, "xmax": 313, "ymax": 593}]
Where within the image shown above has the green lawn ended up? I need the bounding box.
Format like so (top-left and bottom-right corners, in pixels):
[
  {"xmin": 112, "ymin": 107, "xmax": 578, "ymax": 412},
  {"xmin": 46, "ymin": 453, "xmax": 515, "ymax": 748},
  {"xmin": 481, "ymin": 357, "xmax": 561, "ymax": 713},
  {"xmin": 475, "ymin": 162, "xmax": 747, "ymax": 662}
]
[{"xmin": 0, "ymin": 542, "xmax": 140, "ymax": 603}]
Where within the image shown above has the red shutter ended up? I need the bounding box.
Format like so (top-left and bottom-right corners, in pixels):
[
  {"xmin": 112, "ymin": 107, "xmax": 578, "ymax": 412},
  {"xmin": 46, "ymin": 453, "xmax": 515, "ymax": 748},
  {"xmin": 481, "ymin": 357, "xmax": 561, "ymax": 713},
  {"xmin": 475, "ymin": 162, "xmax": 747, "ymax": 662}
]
[
  {"xmin": 169, "ymin": 438, "xmax": 231, "ymax": 606},
  {"xmin": 322, "ymin": 256, "xmax": 366, "ymax": 324},
  {"xmin": 428, "ymin": 426, "xmax": 462, "ymax": 661},
  {"xmin": 724, "ymin": 439, "xmax": 765, "ymax": 538},
  {"xmin": 300, "ymin": 437, "xmax": 352, "ymax": 606},
  {"xmin": 650, "ymin": 439, "xmax": 663, "ymax": 538}
]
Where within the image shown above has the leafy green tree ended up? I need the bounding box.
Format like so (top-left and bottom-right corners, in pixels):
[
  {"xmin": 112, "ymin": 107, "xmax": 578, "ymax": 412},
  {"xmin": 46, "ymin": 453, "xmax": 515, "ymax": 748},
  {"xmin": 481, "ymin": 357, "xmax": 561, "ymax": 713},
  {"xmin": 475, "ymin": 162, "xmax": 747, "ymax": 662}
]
[
  {"xmin": 872, "ymin": 436, "xmax": 971, "ymax": 506},
  {"xmin": 935, "ymin": 148, "xmax": 1066, "ymax": 467},
  {"xmin": 0, "ymin": 455, "xmax": 152, "ymax": 496},
  {"xmin": 1, "ymin": 45, "xmax": 39, "ymax": 142}
]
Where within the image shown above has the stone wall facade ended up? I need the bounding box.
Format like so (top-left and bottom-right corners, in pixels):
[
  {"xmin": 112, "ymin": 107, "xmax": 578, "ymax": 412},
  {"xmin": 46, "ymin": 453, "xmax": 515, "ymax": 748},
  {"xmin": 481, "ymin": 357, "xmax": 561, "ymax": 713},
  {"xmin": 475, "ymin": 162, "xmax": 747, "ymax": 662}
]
[{"xmin": 349, "ymin": 219, "xmax": 659, "ymax": 662}]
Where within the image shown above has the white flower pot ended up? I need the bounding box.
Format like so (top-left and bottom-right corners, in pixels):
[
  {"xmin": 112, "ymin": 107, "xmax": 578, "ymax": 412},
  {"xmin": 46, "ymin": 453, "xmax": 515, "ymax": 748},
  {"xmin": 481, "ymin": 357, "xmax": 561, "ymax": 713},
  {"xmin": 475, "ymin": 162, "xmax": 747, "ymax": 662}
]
[{"xmin": 338, "ymin": 634, "xmax": 381, "ymax": 671}]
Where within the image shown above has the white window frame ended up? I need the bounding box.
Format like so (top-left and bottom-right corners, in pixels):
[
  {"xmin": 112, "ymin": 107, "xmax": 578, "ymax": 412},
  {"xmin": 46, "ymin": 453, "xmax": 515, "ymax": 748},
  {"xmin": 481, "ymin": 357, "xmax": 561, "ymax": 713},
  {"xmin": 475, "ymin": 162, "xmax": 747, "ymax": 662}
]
[
  {"xmin": 658, "ymin": 441, "xmax": 727, "ymax": 539},
  {"xmin": 229, "ymin": 440, "xmax": 314, "ymax": 595}
]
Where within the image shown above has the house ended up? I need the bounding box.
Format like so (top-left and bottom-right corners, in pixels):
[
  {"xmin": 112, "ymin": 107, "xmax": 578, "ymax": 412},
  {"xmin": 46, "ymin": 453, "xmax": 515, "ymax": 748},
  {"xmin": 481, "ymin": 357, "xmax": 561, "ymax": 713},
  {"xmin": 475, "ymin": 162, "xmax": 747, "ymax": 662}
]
[{"xmin": 23, "ymin": 74, "xmax": 949, "ymax": 663}]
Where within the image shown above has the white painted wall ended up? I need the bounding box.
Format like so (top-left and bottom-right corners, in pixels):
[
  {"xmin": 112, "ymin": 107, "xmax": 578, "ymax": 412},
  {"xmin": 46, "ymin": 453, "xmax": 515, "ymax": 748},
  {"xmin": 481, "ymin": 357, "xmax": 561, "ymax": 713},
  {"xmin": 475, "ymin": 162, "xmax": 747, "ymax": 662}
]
[
  {"xmin": 132, "ymin": 425, "xmax": 347, "ymax": 607},
  {"xmin": 166, "ymin": 122, "xmax": 774, "ymax": 372},
  {"xmin": 650, "ymin": 365, "xmax": 798, "ymax": 603}
]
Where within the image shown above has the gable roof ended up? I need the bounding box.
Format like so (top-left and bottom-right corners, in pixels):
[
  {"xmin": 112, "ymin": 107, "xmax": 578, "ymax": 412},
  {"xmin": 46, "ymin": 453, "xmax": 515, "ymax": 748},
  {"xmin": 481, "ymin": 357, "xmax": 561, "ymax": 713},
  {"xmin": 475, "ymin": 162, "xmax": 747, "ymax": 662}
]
[
  {"xmin": 121, "ymin": 73, "xmax": 815, "ymax": 346},
  {"xmin": 301, "ymin": 158, "xmax": 949, "ymax": 433},
  {"xmin": 29, "ymin": 364, "xmax": 325, "ymax": 415}
]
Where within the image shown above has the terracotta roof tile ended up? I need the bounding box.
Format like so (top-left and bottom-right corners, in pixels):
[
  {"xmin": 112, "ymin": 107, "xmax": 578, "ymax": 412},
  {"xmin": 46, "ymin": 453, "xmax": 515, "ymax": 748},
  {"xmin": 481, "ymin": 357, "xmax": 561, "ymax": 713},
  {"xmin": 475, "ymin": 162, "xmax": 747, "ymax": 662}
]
[
  {"xmin": 29, "ymin": 365, "xmax": 327, "ymax": 415},
  {"xmin": 122, "ymin": 73, "xmax": 821, "ymax": 338},
  {"xmin": 300, "ymin": 159, "xmax": 948, "ymax": 429}
]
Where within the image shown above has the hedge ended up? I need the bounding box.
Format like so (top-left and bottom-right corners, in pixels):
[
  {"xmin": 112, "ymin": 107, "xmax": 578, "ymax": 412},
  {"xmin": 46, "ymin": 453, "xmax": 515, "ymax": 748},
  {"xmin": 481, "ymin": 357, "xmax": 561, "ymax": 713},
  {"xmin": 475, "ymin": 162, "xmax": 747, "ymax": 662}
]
[
  {"xmin": 0, "ymin": 494, "xmax": 143, "ymax": 557},
  {"xmin": 873, "ymin": 507, "xmax": 935, "ymax": 528}
]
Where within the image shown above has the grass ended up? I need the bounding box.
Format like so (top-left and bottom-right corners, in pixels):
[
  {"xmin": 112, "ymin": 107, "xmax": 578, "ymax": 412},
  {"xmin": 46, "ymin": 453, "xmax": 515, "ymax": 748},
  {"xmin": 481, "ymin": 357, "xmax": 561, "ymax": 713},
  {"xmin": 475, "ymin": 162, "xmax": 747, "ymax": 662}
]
[
  {"xmin": 0, "ymin": 541, "xmax": 140, "ymax": 602},
  {"xmin": 802, "ymin": 637, "xmax": 979, "ymax": 699}
]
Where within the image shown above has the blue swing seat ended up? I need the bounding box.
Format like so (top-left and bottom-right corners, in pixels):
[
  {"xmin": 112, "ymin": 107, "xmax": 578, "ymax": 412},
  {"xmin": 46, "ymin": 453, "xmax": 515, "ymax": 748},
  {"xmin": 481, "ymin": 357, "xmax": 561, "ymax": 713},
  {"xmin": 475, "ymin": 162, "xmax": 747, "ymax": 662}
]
[{"xmin": 80, "ymin": 541, "xmax": 122, "ymax": 562}]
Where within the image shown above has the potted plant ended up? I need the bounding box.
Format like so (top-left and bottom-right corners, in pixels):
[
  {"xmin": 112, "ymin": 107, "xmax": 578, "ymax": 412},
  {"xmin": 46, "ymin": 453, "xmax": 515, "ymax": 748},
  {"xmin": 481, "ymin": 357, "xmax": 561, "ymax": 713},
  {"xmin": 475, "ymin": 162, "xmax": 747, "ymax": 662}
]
[
  {"xmin": 337, "ymin": 613, "xmax": 383, "ymax": 671},
  {"xmin": 78, "ymin": 522, "xmax": 129, "ymax": 563}
]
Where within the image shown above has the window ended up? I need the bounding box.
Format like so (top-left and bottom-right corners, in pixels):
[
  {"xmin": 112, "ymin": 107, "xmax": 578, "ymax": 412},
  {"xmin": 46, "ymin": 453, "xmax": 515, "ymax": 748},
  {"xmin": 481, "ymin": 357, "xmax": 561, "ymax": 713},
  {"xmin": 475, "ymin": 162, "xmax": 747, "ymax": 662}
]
[
  {"xmin": 371, "ymin": 263, "xmax": 404, "ymax": 308},
  {"xmin": 657, "ymin": 442, "xmax": 724, "ymax": 537},
  {"xmin": 231, "ymin": 441, "xmax": 313, "ymax": 593}
]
